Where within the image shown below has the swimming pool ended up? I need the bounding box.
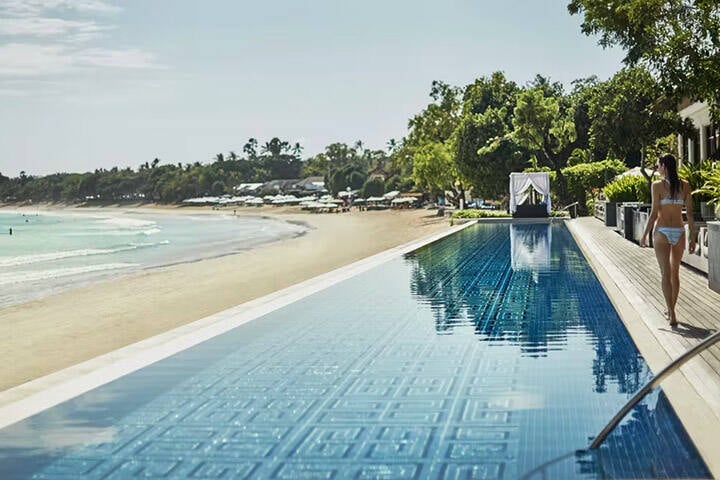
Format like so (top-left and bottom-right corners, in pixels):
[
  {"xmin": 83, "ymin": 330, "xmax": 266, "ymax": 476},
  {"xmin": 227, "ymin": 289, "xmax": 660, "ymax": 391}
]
[{"xmin": 0, "ymin": 222, "xmax": 709, "ymax": 479}]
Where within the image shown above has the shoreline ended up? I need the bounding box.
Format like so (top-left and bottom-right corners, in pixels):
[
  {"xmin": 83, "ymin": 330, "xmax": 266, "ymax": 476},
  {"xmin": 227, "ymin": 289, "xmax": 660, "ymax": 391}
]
[
  {"xmin": 0, "ymin": 205, "xmax": 310, "ymax": 308},
  {"xmin": 0, "ymin": 204, "xmax": 450, "ymax": 392}
]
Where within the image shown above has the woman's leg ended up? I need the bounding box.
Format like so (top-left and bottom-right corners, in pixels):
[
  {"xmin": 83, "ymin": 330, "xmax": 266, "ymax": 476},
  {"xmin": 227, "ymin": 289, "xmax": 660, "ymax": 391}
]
[
  {"xmin": 653, "ymin": 232, "xmax": 674, "ymax": 324},
  {"xmin": 668, "ymin": 233, "xmax": 686, "ymax": 324}
]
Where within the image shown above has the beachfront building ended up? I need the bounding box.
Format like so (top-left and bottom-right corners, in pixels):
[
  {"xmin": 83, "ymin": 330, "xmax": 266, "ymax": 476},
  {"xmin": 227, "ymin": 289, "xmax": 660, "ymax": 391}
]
[
  {"xmin": 257, "ymin": 177, "xmax": 326, "ymax": 194},
  {"xmin": 677, "ymin": 99, "xmax": 719, "ymax": 166}
]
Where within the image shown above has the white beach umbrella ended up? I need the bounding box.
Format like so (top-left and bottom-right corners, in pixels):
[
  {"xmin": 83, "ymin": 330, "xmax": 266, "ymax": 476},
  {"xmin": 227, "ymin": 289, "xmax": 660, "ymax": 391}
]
[{"xmin": 383, "ymin": 190, "xmax": 400, "ymax": 199}]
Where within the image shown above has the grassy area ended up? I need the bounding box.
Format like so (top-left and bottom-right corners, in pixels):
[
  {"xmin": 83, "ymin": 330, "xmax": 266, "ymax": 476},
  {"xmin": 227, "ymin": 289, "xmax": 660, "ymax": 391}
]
[
  {"xmin": 450, "ymin": 209, "xmax": 570, "ymax": 221},
  {"xmin": 451, "ymin": 209, "xmax": 511, "ymax": 219}
]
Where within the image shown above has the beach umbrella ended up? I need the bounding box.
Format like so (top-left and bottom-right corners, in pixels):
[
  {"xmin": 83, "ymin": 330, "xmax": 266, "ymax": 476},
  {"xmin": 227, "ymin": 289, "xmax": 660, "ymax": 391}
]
[{"xmin": 383, "ymin": 190, "xmax": 400, "ymax": 199}]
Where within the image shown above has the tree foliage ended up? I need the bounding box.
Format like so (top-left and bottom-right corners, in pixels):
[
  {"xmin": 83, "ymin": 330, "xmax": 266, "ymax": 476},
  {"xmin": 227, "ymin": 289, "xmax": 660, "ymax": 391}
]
[
  {"xmin": 454, "ymin": 72, "xmax": 529, "ymax": 198},
  {"xmin": 361, "ymin": 177, "xmax": 385, "ymax": 198},
  {"xmin": 568, "ymin": 0, "xmax": 720, "ymax": 115},
  {"xmin": 587, "ymin": 67, "xmax": 689, "ymax": 163}
]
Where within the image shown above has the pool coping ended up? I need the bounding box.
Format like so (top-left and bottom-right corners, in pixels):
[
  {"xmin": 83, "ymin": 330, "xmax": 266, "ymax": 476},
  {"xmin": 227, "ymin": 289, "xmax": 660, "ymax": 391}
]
[
  {"xmin": 0, "ymin": 220, "xmax": 480, "ymax": 430},
  {"xmin": 566, "ymin": 218, "xmax": 720, "ymax": 478}
]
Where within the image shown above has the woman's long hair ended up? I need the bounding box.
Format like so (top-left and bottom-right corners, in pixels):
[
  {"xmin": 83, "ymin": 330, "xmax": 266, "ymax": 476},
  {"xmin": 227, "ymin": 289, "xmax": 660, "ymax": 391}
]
[{"xmin": 659, "ymin": 153, "xmax": 681, "ymax": 198}]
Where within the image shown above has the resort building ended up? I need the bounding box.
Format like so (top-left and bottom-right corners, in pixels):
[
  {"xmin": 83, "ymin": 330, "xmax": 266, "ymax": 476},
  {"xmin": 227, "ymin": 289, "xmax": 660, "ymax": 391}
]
[{"xmin": 677, "ymin": 100, "xmax": 719, "ymax": 165}]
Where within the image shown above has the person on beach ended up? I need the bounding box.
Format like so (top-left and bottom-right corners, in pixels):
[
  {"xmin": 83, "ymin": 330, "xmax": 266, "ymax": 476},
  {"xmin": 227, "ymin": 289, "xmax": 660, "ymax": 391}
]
[{"xmin": 640, "ymin": 154, "xmax": 696, "ymax": 328}]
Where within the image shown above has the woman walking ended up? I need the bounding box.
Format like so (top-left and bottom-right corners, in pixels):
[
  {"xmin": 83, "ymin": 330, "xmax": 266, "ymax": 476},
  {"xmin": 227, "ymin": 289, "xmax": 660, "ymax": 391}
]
[{"xmin": 640, "ymin": 154, "xmax": 696, "ymax": 327}]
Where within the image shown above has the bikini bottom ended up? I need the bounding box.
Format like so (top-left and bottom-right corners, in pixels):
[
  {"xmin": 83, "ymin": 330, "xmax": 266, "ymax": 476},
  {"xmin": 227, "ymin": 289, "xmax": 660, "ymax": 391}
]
[{"xmin": 655, "ymin": 226, "xmax": 685, "ymax": 245}]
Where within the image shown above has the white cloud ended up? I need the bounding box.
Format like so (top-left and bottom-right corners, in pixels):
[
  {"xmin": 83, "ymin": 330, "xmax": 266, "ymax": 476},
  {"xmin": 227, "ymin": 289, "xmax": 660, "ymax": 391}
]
[
  {"xmin": 0, "ymin": 17, "xmax": 112, "ymax": 40},
  {"xmin": 0, "ymin": 0, "xmax": 121, "ymax": 17},
  {"xmin": 75, "ymin": 47, "xmax": 160, "ymax": 69},
  {"xmin": 0, "ymin": 43, "xmax": 161, "ymax": 76},
  {"xmin": 0, "ymin": 1, "xmax": 162, "ymax": 77},
  {"xmin": 0, "ymin": 43, "xmax": 72, "ymax": 75}
]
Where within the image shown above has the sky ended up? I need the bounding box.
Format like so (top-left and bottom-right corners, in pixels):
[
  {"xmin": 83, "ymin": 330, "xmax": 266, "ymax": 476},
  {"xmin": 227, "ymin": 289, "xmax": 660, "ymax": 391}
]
[{"xmin": 0, "ymin": 0, "xmax": 627, "ymax": 176}]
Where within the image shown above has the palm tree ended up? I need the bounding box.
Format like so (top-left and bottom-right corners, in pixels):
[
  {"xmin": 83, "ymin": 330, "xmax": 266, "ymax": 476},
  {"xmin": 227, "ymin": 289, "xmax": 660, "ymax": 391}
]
[
  {"xmin": 214, "ymin": 153, "xmax": 225, "ymax": 163},
  {"xmin": 262, "ymin": 138, "xmax": 289, "ymax": 158},
  {"xmin": 243, "ymin": 138, "xmax": 258, "ymax": 159},
  {"xmin": 292, "ymin": 142, "xmax": 303, "ymax": 157},
  {"xmin": 387, "ymin": 138, "xmax": 398, "ymax": 154}
]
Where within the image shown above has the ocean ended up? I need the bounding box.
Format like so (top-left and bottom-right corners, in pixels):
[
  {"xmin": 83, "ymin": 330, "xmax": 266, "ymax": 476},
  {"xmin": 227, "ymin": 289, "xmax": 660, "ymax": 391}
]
[{"xmin": 0, "ymin": 210, "xmax": 306, "ymax": 307}]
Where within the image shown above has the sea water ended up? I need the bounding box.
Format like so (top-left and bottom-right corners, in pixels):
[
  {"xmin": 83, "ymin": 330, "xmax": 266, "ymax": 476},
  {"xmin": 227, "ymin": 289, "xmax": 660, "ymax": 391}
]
[{"xmin": 0, "ymin": 210, "xmax": 306, "ymax": 307}]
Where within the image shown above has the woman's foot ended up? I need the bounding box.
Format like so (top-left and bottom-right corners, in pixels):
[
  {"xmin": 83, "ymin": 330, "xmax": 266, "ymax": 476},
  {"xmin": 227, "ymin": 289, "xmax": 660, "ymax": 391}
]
[{"xmin": 668, "ymin": 314, "xmax": 678, "ymax": 328}]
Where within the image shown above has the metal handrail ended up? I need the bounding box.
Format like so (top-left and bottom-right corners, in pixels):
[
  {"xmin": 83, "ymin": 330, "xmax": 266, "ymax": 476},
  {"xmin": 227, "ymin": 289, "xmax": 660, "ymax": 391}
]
[
  {"xmin": 589, "ymin": 329, "xmax": 720, "ymax": 449},
  {"xmin": 561, "ymin": 201, "xmax": 579, "ymax": 218}
]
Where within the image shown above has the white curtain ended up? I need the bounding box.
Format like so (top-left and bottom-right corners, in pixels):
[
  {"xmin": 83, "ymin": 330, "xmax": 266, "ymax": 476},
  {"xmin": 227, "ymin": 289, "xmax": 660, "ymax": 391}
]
[{"xmin": 509, "ymin": 172, "xmax": 551, "ymax": 214}]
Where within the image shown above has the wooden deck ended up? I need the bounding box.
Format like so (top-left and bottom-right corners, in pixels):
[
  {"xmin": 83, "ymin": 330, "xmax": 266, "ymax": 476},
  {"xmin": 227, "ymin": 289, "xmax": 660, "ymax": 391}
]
[{"xmin": 567, "ymin": 217, "xmax": 720, "ymax": 476}]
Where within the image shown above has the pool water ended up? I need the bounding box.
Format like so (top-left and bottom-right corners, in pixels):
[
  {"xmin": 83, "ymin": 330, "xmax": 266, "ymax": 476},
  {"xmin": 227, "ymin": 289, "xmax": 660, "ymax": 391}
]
[{"xmin": 0, "ymin": 222, "xmax": 710, "ymax": 479}]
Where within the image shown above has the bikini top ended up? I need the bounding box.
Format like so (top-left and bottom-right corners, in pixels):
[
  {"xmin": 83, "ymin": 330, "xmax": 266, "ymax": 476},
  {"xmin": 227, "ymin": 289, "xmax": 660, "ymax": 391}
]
[{"xmin": 659, "ymin": 178, "xmax": 685, "ymax": 206}]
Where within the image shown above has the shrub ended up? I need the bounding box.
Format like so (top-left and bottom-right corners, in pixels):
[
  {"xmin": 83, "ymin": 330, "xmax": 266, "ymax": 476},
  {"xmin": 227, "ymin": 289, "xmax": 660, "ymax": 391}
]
[
  {"xmin": 452, "ymin": 209, "xmax": 511, "ymax": 219},
  {"xmin": 693, "ymin": 165, "xmax": 720, "ymax": 207},
  {"xmin": 562, "ymin": 159, "xmax": 627, "ymax": 214},
  {"xmin": 602, "ymin": 175, "xmax": 649, "ymax": 203},
  {"xmin": 680, "ymin": 160, "xmax": 715, "ymax": 205}
]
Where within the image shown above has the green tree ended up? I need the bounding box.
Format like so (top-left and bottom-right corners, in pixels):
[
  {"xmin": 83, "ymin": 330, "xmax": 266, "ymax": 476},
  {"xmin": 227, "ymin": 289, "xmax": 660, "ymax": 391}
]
[
  {"xmin": 211, "ymin": 180, "xmax": 226, "ymax": 196},
  {"xmin": 413, "ymin": 142, "xmax": 470, "ymax": 206},
  {"xmin": 587, "ymin": 67, "xmax": 691, "ymax": 191},
  {"xmin": 362, "ymin": 177, "xmax": 385, "ymax": 197},
  {"xmin": 588, "ymin": 67, "xmax": 687, "ymax": 163},
  {"xmin": 259, "ymin": 137, "xmax": 302, "ymax": 179},
  {"xmin": 454, "ymin": 72, "xmax": 528, "ymax": 198},
  {"xmin": 568, "ymin": 0, "xmax": 720, "ymax": 115},
  {"xmin": 301, "ymin": 153, "xmax": 328, "ymax": 177},
  {"xmin": 512, "ymin": 86, "xmax": 577, "ymax": 201}
]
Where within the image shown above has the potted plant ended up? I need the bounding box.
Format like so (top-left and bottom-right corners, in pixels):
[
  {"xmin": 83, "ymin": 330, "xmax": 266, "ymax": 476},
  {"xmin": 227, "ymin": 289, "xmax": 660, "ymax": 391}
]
[
  {"xmin": 693, "ymin": 165, "xmax": 720, "ymax": 292},
  {"xmin": 680, "ymin": 160, "xmax": 715, "ymax": 220},
  {"xmin": 602, "ymin": 175, "xmax": 649, "ymax": 239}
]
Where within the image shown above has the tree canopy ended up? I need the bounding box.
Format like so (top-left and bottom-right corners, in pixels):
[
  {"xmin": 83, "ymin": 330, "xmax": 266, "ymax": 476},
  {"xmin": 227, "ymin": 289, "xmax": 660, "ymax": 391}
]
[{"xmin": 568, "ymin": 0, "xmax": 720, "ymax": 114}]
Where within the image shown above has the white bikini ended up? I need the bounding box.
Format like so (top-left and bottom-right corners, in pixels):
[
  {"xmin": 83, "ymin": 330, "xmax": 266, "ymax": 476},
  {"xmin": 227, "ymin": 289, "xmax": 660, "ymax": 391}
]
[{"xmin": 655, "ymin": 179, "xmax": 685, "ymax": 245}]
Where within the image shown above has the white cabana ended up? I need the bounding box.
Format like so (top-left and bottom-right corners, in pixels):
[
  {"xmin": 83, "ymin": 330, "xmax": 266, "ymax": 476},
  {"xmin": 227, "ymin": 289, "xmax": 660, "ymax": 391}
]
[{"xmin": 509, "ymin": 172, "xmax": 551, "ymax": 214}]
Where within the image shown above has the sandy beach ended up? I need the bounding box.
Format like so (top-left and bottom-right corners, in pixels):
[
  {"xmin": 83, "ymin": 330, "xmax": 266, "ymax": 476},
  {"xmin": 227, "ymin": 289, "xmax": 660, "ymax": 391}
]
[{"xmin": 0, "ymin": 205, "xmax": 450, "ymax": 392}]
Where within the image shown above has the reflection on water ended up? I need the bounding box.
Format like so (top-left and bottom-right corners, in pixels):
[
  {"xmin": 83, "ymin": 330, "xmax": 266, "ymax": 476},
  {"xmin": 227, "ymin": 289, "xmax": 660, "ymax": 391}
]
[
  {"xmin": 510, "ymin": 223, "xmax": 552, "ymax": 275},
  {"xmin": 407, "ymin": 223, "xmax": 644, "ymax": 393}
]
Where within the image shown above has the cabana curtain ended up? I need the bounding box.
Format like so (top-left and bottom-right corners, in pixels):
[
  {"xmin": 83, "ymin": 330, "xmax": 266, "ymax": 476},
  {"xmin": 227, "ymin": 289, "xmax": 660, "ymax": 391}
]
[{"xmin": 509, "ymin": 172, "xmax": 551, "ymax": 214}]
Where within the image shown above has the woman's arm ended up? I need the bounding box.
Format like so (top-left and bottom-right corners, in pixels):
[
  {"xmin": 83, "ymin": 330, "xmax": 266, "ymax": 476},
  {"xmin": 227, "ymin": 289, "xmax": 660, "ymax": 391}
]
[
  {"xmin": 640, "ymin": 182, "xmax": 659, "ymax": 247},
  {"xmin": 684, "ymin": 180, "xmax": 696, "ymax": 253}
]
